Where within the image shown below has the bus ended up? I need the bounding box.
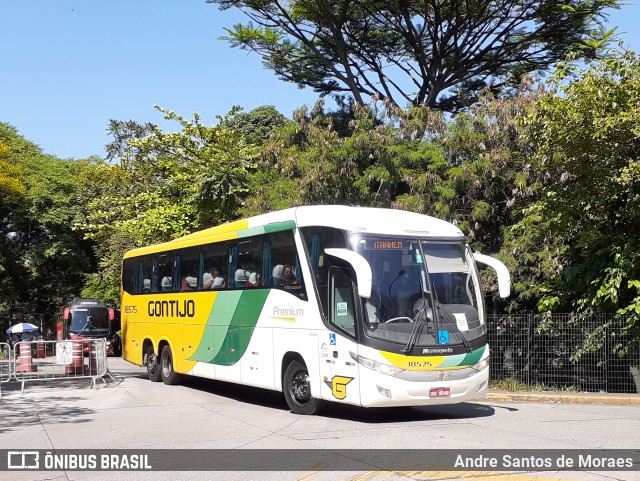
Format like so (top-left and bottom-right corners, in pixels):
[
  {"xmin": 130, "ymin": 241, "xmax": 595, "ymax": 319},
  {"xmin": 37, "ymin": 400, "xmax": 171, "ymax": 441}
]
[
  {"xmin": 57, "ymin": 298, "xmax": 122, "ymax": 356},
  {"xmin": 120, "ymin": 205, "xmax": 510, "ymax": 414}
]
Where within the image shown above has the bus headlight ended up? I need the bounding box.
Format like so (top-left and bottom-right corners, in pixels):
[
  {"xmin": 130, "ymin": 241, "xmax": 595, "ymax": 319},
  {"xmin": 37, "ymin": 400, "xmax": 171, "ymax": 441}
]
[
  {"xmin": 471, "ymin": 358, "xmax": 489, "ymax": 372},
  {"xmin": 349, "ymin": 351, "xmax": 404, "ymax": 376}
]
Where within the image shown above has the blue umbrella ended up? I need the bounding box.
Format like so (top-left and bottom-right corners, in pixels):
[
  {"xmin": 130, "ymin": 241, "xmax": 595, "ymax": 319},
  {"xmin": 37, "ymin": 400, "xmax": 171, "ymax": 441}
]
[{"xmin": 6, "ymin": 322, "xmax": 39, "ymax": 335}]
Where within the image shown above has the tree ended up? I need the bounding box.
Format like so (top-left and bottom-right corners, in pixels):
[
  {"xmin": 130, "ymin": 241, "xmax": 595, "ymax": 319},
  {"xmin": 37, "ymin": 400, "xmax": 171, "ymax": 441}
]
[
  {"xmin": 0, "ymin": 123, "xmax": 98, "ymax": 333},
  {"xmin": 211, "ymin": 0, "xmax": 619, "ymax": 110},
  {"xmin": 223, "ymin": 105, "xmax": 286, "ymax": 145},
  {"xmin": 504, "ymin": 49, "xmax": 640, "ymax": 333},
  {"xmin": 84, "ymin": 107, "xmax": 258, "ymax": 303},
  {"xmin": 0, "ymin": 137, "xmax": 27, "ymax": 327},
  {"xmin": 434, "ymin": 82, "xmax": 541, "ymax": 253},
  {"xmin": 243, "ymin": 99, "xmax": 446, "ymax": 215}
]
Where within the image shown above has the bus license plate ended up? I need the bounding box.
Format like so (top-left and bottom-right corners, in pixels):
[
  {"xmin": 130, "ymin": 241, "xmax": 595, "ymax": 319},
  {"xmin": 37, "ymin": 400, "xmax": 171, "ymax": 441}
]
[{"xmin": 429, "ymin": 387, "xmax": 450, "ymax": 398}]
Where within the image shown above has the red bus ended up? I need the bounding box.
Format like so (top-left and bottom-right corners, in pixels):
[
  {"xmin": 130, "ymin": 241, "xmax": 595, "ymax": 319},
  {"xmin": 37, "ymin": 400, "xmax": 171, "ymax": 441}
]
[{"xmin": 57, "ymin": 298, "xmax": 121, "ymax": 356}]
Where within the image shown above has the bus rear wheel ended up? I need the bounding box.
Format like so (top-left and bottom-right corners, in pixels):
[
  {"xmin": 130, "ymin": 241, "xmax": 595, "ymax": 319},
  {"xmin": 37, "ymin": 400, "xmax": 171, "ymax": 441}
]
[
  {"xmin": 160, "ymin": 345, "xmax": 182, "ymax": 385},
  {"xmin": 146, "ymin": 345, "xmax": 161, "ymax": 382},
  {"xmin": 283, "ymin": 360, "xmax": 320, "ymax": 415}
]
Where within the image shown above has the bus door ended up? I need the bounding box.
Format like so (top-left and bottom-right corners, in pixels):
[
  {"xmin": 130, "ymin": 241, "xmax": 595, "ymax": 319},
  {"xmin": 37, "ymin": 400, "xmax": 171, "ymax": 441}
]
[{"xmin": 319, "ymin": 267, "xmax": 361, "ymax": 405}]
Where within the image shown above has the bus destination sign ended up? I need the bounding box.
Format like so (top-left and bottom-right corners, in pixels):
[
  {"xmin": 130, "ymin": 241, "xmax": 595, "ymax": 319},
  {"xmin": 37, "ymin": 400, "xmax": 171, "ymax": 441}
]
[{"xmin": 366, "ymin": 240, "xmax": 409, "ymax": 250}]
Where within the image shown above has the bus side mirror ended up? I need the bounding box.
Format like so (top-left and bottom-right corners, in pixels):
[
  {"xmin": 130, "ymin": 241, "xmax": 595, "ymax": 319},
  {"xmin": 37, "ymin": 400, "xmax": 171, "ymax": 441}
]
[
  {"xmin": 324, "ymin": 248, "xmax": 372, "ymax": 298},
  {"xmin": 473, "ymin": 252, "xmax": 511, "ymax": 298}
]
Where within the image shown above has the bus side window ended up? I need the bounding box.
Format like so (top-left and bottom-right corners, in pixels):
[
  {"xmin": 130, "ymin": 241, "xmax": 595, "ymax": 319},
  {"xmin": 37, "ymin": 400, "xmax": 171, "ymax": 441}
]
[
  {"xmin": 229, "ymin": 237, "xmax": 262, "ymax": 288},
  {"xmin": 264, "ymin": 230, "xmax": 306, "ymax": 298},
  {"xmin": 177, "ymin": 247, "xmax": 199, "ymax": 291},
  {"xmin": 201, "ymin": 242, "xmax": 228, "ymax": 290},
  {"xmin": 153, "ymin": 252, "xmax": 175, "ymax": 293},
  {"xmin": 328, "ymin": 267, "xmax": 356, "ymax": 337},
  {"xmin": 122, "ymin": 258, "xmax": 137, "ymax": 295},
  {"xmin": 137, "ymin": 256, "xmax": 152, "ymax": 294},
  {"xmin": 300, "ymin": 226, "xmax": 348, "ymax": 319}
]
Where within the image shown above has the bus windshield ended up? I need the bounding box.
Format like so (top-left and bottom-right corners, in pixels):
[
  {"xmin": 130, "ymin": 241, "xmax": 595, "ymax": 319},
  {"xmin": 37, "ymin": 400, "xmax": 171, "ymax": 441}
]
[
  {"xmin": 353, "ymin": 237, "xmax": 485, "ymax": 348},
  {"xmin": 69, "ymin": 307, "xmax": 111, "ymax": 335}
]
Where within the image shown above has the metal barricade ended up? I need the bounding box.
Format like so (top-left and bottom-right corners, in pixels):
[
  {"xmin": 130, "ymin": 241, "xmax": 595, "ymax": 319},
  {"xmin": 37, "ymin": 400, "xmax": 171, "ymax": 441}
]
[
  {"xmin": 0, "ymin": 342, "xmax": 12, "ymax": 397},
  {"xmin": 12, "ymin": 339, "xmax": 110, "ymax": 393}
]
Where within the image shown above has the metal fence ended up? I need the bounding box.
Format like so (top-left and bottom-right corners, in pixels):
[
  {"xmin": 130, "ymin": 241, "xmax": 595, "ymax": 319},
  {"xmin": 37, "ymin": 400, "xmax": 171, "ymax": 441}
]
[
  {"xmin": 0, "ymin": 342, "xmax": 12, "ymax": 397},
  {"xmin": 487, "ymin": 313, "xmax": 640, "ymax": 394},
  {"xmin": 11, "ymin": 339, "xmax": 109, "ymax": 392}
]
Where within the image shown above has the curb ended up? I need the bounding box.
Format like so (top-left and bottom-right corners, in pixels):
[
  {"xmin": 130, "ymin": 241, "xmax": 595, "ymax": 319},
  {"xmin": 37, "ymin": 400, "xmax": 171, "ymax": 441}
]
[{"xmin": 487, "ymin": 390, "xmax": 640, "ymax": 405}]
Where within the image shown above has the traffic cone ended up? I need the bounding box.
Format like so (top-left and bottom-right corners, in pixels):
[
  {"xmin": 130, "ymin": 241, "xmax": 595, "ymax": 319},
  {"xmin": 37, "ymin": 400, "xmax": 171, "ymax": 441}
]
[
  {"xmin": 65, "ymin": 340, "xmax": 84, "ymax": 374},
  {"xmin": 36, "ymin": 341, "xmax": 46, "ymax": 359},
  {"xmin": 15, "ymin": 342, "xmax": 38, "ymax": 373}
]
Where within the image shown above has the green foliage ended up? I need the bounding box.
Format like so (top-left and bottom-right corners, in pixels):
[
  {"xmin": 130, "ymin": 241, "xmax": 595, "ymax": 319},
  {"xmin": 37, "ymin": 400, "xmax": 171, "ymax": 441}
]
[
  {"xmin": 505, "ymin": 48, "xmax": 640, "ymax": 339},
  {"xmin": 0, "ymin": 123, "xmax": 97, "ymax": 335},
  {"xmin": 0, "ymin": 141, "xmax": 25, "ymax": 206},
  {"xmin": 210, "ymin": 0, "xmax": 619, "ymax": 110},
  {"xmin": 83, "ymin": 107, "xmax": 259, "ymax": 301},
  {"xmin": 435, "ymin": 84, "xmax": 542, "ymax": 254},
  {"xmin": 223, "ymin": 105, "xmax": 286, "ymax": 145},
  {"xmin": 243, "ymin": 99, "xmax": 448, "ymax": 214},
  {"xmin": 3, "ymin": 43, "xmax": 640, "ymax": 351}
]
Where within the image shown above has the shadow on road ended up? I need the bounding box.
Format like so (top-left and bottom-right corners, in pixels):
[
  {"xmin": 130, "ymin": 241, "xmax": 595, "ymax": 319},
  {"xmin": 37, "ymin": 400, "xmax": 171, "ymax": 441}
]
[
  {"xmin": 179, "ymin": 375, "xmax": 498, "ymax": 422},
  {"xmin": 318, "ymin": 401, "xmax": 496, "ymax": 423},
  {"xmin": 0, "ymin": 395, "xmax": 94, "ymax": 434}
]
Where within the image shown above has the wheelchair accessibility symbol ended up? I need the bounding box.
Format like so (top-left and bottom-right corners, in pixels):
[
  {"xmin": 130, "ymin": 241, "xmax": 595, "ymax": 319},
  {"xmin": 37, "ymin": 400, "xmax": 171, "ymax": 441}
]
[
  {"xmin": 438, "ymin": 330, "xmax": 450, "ymax": 344},
  {"xmin": 329, "ymin": 333, "xmax": 336, "ymax": 345}
]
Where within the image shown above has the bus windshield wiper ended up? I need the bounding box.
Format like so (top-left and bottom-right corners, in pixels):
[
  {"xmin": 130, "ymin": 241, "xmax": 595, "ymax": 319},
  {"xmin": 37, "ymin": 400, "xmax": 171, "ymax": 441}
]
[{"xmin": 401, "ymin": 298, "xmax": 430, "ymax": 354}]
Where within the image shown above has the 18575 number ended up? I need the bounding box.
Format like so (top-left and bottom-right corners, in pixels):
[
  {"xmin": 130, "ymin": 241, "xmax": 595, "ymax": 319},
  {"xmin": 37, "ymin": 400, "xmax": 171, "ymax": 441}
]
[
  {"xmin": 124, "ymin": 305, "xmax": 137, "ymax": 314},
  {"xmin": 407, "ymin": 361, "xmax": 432, "ymax": 368}
]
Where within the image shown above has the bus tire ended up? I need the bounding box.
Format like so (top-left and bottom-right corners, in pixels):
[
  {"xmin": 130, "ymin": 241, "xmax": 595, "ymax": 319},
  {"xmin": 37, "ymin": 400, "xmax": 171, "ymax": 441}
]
[
  {"xmin": 146, "ymin": 345, "xmax": 162, "ymax": 383},
  {"xmin": 283, "ymin": 360, "xmax": 320, "ymax": 415},
  {"xmin": 160, "ymin": 345, "xmax": 182, "ymax": 385}
]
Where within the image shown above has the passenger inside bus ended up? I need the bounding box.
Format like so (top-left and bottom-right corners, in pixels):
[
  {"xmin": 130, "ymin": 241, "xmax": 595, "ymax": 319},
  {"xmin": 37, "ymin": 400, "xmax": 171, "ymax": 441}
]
[
  {"xmin": 272, "ymin": 265, "xmax": 283, "ymax": 285},
  {"xmin": 182, "ymin": 269, "xmax": 197, "ymax": 291},
  {"xmin": 234, "ymin": 268, "xmax": 251, "ymax": 287},
  {"xmin": 279, "ymin": 265, "xmax": 297, "ymax": 286},
  {"xmin": 203, "ymin": 267, "xmax": 225, "ymax": 289},
  {"xmin": 244, "ymin": 272, "xmax": 261, "ymax": 287}
]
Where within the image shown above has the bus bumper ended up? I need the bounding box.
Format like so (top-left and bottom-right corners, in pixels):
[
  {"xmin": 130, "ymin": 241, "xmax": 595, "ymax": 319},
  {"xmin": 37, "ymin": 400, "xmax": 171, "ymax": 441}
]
[{"xmin": 358, "ymin": 366, "xmax": 489, "ymax": 408}]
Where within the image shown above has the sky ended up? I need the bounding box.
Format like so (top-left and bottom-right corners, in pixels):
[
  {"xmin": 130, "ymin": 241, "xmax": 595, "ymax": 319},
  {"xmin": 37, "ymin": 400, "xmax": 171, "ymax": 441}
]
[{"xmin": 1, "ymin": 1, "xmax": 640, "ymax": 160}]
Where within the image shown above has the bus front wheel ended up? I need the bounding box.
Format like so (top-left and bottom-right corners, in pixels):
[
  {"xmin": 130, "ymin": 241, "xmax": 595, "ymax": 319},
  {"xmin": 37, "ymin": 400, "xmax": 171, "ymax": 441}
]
[
  {"xmin": 283, "ymin": 360, "xmax": 320, "ymax": 415},
  {"xmin": 146, "ymin": 346, "xmax": 162, "ymax": 383},
  {"xmin": 160, "ymin": 345, "xmax": 182, "ymax": 385}
]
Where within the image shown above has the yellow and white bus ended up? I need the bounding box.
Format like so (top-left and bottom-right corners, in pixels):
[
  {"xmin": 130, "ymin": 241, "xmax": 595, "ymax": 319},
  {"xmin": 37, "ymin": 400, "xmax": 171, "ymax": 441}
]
[{"xmin": 120, "ymin": 205, "xmax": 510, "ymax": 414}]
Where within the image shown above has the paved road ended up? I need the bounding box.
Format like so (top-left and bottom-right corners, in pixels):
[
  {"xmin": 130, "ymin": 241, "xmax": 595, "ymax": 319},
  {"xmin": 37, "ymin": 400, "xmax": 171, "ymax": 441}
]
[{"xmin": 0, "ymin": 357, "xmax": 638, "ymax": 481}]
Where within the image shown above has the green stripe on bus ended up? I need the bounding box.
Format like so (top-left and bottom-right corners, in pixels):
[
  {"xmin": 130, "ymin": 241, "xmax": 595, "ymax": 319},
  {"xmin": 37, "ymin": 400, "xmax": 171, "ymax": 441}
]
[
  {"xmin": 438, "ymin": 353, "xmax": 467, "ymax": 368},
  {"xmin": 438, "ymin": 345, "xmax": 485, "ymax": 368},
  {"xmin": 211, "ymin": 289, "xmax": 270, "ymax": 366},
  {"xmin": 263, "ymin": 220, "xmax": 296, "ymax": 234},
  {"xmin": 237, "ymin": 226, "xmax": 265, "ymax": 238},
  {"xmin": 461, "ymin": 345, "xmax": 486, "ymax": 365},
  {"xmin": 187, "ymin": 291, "xmax": 243, "ymax": 363}
]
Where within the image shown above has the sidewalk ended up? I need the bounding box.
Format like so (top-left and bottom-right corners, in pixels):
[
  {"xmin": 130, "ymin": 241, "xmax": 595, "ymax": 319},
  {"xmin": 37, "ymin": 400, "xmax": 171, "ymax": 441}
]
[{"xmin": 487, "ymin": 388, "xmax": 640, "ymax": 405}]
